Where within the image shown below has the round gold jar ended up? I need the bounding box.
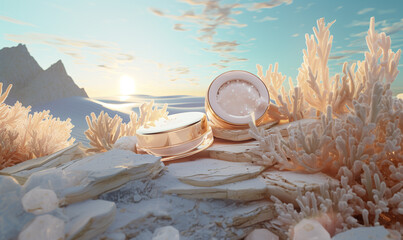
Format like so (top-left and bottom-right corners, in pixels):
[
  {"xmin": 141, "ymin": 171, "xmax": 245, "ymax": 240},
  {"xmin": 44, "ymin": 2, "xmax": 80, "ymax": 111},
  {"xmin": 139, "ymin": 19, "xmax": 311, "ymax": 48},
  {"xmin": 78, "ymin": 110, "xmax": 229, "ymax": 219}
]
[
  {"xmin": 205, "ymin": 70, "xmax": 272, "ymax": 129},
  {"xmin": 136, "ymin": 112, "xmax": 212, "ymax": 157}
]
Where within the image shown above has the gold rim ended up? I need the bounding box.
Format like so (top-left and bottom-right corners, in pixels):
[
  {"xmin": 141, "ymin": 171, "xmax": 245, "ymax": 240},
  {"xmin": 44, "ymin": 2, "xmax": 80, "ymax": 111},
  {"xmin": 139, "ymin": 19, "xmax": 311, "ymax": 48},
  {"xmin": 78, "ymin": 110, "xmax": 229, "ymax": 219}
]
[
  {"xmin": 136, "ymin": 114, "xmax": 208, "ymax": 148},
  {"xmin": 161, "ymin": 129, "xmax": 214, "ymax": 162}
]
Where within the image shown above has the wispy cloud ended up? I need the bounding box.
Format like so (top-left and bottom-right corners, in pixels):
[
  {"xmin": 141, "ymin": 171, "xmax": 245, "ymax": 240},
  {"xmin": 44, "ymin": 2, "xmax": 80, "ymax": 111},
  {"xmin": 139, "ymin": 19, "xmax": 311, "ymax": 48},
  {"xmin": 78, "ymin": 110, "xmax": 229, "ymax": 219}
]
[
  {"xmin": 291, "ymin": 33, "xmax": 299, "ymax": 37},
  {"xmin": 150, "ymin": 0, "xmax": 292, "ymax": 69},
  {"xmin": 295, "ymin": 2, "xmax": 314, "ymax": 12},
  {"xmin": 211, "ymin": 63, "xmax": 227, "ymax": 69},
  {"xmin": 208, "ymin": 40, "xmax": 240, "ymax": 53},
  {"xmin": 0, "ymin": 15, "xmax": 35, "ymax": 27},
  {"xmin": 378, "ymin": 9, "xmax": 396, "ymax": 15},
  {"xmin": 381, "ymin": 18, "xmax": 403, "ymax": 35},
  {"xmin": 150, "ymin": 8, "xmax": 164, "ymax": 16},
  {"xmin": 171, "ymin": 66, "xmax": 190, "ymax": 75},
  {"xmin": 149, "ymin": 1, "xmax": 248, "ymax": 68},
  {"xmin": 329, "ymin": 49, "xmax": 365, "ymax": 60},
  {"xmin": 357, "ymin": 8, "xmax": 374, "ymax": 15},
  {"xmin": 167, "ymin": 65, "xmax": 201, "ymax": 85},
  {"xmin": 174, "ymin": 23, "xmax": 189, "ymax": 31},
  {"xmin": 250, "ymin": 0, "xmax": 293, "ymax": 11},
  {"xmin": 348, "ymin": 19, "xmax": 387, "ymax": 28},
  {"xmin": 255, "ymin": 16, "xmax": 278, "ymax": 22},
  {"xmin": 5, "ymin": 33, "xmax": 133, "ymax": 71},
  {"xmin": 335, "ymin": 6, "xmax": 343, "ymax": 11}
]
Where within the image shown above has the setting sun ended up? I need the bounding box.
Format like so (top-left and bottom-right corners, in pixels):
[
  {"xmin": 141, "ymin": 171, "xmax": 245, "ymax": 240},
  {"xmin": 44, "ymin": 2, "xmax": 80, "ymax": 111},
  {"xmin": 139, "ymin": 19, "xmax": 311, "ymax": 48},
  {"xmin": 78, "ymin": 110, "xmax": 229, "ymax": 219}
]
[{"xmin": 119, "ymin": 75, "xmax": 136, "ymax": 96}]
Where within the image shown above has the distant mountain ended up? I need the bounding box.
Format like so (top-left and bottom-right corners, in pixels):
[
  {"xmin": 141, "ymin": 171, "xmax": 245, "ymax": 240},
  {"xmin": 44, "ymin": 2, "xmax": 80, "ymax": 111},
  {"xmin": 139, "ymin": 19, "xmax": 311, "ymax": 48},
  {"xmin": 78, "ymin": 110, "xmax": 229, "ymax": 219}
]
[{"xmin": 0, "ymin": 44, "xmax": 88, "ymax": 106}]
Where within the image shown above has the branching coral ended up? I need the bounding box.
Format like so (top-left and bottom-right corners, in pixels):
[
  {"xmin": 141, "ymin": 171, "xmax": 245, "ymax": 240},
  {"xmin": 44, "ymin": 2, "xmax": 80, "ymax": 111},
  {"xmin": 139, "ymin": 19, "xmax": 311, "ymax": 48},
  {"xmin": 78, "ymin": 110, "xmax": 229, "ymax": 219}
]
[
  {"xmin": 257, "ymin": 63, "xmax": 304, "ymax": 121},
  {"xmin": 85, "ymin": 100, "xmax": 168, "ymax": 152},
  {"xmin": 252, "ymin": 17, "xmax": 403, "ymax": 237},
  {"xmin": 0, "ymin": 83, "xmax": 74, "ymax": 170}
]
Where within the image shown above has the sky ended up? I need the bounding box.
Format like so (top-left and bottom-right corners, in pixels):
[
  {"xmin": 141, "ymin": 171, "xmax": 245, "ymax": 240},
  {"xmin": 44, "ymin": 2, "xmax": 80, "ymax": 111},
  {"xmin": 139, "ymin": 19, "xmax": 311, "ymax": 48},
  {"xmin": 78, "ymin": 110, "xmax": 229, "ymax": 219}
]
[{"xmin": 0, "ymin": 0, "xmax": 402, "ymax": 97}]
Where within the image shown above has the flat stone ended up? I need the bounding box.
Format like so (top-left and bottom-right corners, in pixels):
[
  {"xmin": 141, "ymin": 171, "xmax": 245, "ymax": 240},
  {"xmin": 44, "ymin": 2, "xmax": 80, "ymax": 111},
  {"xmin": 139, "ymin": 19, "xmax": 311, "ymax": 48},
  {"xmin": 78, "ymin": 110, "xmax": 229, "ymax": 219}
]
[
  {"xmin": 114, "ymin": 136, "xmax": 137, "ymax": 152},
  {"xmin": 21, "ymin": 187, "xmax": 59, "ymax": 215},
  {"xmin": 0, "ymin": 175, "xmax": 33, "ymax": 239},
  {"xmin": 206, "ymin": 120, "xmax": 320, "ymax": 163},
  {"xmin": 332, "ymin": 226, "xmax": 398, "ymax": 240},
  {"xmin": 152, "ymin": 226, "xmax": 180, "ymax": 240},
  {"xmin": 65, "ymin": 199, "xmax": 116, "ymax": 240},
  {"xmin": 227, "ymin": 201, "xmax": 276, "ymax": 228},
  {"xmin": 205, "ymin": 140, "xmax": 261, "ymax": 163},
  {"xmin": 293, "ymin": 219, "xmax": 331, "ymax": 240},
  {"xmin": 1, "ymin": 143, "xmax": 87, "ymax": 184},
  {"xmin": 23, "ymin": 150, "xmax": 163, "ymax": 205},
  {"xmin": 162, "ymin": 171, "xmax": 268, "ymax": 201},
  {"xmin": 167, "ymin": 158, "xmax": 266, "ymax": 187},
  {"xmin": 245, "ymin": 229, "xmax": 279, "ymax": 240},
  {"xmin": 211, "ymin": 120, "xmax": 278, "ymax": 141},
  {"xmin": 162, "ymin": 167, "xmax": 338, "ymax": 203},
  {"xmin": 261, "ymin": 171, "xmax": 339, "ymax": 204},
  {"xmin": 19, "ymin": 214, "xmax": 65, "ymax": 240}
]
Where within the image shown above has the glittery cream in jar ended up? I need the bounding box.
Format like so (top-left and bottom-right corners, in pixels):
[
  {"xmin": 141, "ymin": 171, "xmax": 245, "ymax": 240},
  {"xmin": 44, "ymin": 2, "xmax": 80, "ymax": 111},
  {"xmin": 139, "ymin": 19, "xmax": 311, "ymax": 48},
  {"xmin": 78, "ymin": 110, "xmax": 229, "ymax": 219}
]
[
  {"xmin": 205, "ymin": 70, "xmax": 271, "ymax": 129},
  {"xmin": 136, "ymin": 112, "xmax": 213, "ymax": 159}
]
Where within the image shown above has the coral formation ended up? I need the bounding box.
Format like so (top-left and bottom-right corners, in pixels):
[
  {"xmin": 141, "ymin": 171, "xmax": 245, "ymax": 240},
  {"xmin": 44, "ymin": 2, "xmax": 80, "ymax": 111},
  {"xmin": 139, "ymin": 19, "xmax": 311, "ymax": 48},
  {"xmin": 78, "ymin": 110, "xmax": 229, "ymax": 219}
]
[
  {"xmin": 85, "ymin": 100, "xmax": 168, "ymax": 152},
  {"xmin": 251, "ymin": 17, "xmax": 402, "ymax": 237},
  {"xmin": 0, "ymin": 83, "xmax": 74, "ymax": 170}
]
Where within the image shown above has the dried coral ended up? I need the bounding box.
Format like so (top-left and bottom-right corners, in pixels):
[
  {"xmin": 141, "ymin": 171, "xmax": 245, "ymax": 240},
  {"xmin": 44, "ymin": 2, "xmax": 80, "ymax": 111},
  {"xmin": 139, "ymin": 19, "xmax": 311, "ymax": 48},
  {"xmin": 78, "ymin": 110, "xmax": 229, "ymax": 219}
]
[
  {"xmin": 252, "ymin": 17, "xmax": 403, "ymax": 237},
  {"xmin": 0, "ymin": 83, "xmax": 74, "ymax": 170},
  {"xmin": 257, "ymin": 63, "xmax": 304, "ymax": 121},
  {"xmin": 85, "ymin": 100, "xmax": 168, "ymax": 152}
]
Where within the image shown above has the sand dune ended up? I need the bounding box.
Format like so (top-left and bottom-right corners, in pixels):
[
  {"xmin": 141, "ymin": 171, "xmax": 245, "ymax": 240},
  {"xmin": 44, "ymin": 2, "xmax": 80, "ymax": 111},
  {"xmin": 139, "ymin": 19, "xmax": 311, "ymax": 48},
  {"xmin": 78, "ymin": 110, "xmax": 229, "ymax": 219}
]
[{"xmin": 32, "ymin": 95, "xmax": 205, "ymax": 146}]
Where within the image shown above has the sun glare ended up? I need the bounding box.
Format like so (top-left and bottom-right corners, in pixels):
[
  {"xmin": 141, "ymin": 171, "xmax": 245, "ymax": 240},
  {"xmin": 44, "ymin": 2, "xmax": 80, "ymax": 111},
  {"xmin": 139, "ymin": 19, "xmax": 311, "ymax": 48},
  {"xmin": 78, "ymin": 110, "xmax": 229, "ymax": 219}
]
[{"xmin": 119, "ymin": 75, "xmax": 136, "ymax": 96}]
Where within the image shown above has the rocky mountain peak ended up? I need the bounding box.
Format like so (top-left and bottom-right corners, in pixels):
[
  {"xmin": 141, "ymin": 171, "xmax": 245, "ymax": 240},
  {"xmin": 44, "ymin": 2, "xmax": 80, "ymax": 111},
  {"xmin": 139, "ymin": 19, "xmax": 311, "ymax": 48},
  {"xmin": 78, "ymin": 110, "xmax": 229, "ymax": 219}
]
[{"xmin": 0, "ymin": 44, "xmax": 88, "ymax": 106}]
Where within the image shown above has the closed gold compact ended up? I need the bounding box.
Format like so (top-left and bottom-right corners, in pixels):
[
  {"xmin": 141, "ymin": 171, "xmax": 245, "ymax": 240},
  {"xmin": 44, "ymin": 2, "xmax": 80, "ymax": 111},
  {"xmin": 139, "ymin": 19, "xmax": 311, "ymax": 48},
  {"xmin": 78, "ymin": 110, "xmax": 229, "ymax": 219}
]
[
  {"xmin": 136, "ymin": 112, "xmax": 213, "ymax": 160},
  {"xmin": 206, "ymin": 70, "xmax": 275, "ymax": 130}
]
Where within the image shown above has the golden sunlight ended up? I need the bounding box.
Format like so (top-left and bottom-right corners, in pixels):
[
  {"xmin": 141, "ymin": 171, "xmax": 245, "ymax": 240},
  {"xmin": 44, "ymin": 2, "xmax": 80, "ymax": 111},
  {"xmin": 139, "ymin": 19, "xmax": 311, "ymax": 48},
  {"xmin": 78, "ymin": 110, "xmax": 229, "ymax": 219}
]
[{"xmin": 119, "ymin": 75, "xmax": 136, "ymax": 96}]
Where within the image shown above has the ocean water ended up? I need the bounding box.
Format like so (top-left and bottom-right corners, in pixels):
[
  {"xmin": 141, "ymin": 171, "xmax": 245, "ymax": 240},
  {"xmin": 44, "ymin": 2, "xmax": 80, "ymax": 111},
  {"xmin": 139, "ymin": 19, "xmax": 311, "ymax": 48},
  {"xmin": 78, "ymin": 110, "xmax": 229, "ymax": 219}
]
[{"xmin": 31, "ymin": 95, "xmax": 206, "ymax": 146}]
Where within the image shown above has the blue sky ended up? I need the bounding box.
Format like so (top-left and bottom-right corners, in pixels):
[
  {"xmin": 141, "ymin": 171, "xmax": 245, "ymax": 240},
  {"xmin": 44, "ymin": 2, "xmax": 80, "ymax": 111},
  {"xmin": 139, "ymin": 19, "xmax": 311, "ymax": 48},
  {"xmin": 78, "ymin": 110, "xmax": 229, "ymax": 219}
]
[{"xmin": 0, "ymin": 0, "xmax": 402, "ymax": 97}]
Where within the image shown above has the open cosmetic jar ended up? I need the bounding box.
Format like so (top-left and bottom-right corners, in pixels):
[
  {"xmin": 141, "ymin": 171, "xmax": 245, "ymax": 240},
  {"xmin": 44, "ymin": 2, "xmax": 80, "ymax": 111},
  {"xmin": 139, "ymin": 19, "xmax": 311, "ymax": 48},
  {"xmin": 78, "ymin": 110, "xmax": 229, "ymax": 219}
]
[
  {"xmin": 205, "ymin": 70, "xmax": 271, "ymax": 129},
  {"xmin": 136, "ymin": 112, "xmax": 213, "ymax": 158}
]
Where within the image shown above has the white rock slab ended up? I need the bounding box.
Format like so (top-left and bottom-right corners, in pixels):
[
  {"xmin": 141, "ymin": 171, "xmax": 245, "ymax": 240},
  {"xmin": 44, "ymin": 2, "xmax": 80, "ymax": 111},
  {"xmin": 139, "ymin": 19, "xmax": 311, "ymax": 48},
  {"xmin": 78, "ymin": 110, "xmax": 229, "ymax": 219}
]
[
  {"xmin": 1, "ymin": 143, "xmax": 87, "ymax": 183},
  {"xmin": 152, "ymin": 226, "xmax": 180, "ymax": 240},
  {"xmin": 211, "ymin": 120, "xmax": 278, "ymax": 141},
  {"xmin": 18, "ymin": 214, "xmax": 65, "ymax": 240},
  {"xmin": 162, "ymin": 167, "xmax": 338, "ymax": 203},
  {"xmin": 23, "ymin": 150, "xmax": 163, "ymax": 205},
  {"xmin": 245, "ymin": 229, "xmax": 279, "ymax": 240},
  {"xmin": 226, "ymin": 201, "xmax": 276, "ymax": 228},
  {"xmin": 205, "ymin": 140, "xmax": 260, "ymax": 163},
  {"xmin": 262, "ymin": 171, "xmax": 339, "ymax": 204},
  {"xmin": 0, "ymin": 175, "xmax": 33, "ymax": 239},
  {"xmin": 332, "ymin": 226, "xmax": 398, "ymax": 240},
  {"xmin": 114, "ymin": 136, "xmax": 138, "ymax": 152},
  {"xmin": 162, "ymin": 171, "xmax": 268, "ymax": 201},
  {"xmin": 206, "ymin": 120, "xmax": 320, "ymax": 163},
  {"xmin": 21, "ymin": 187, "xmax": 59, "ymax": 215},
  {"xmin": 65, "ymin": 199, "xmax": 116, "ymax": 240},
  {"xmin": 292, "ymin": 219, "xmax": 331, "ymax": 240},
  {"xmin": 167, "ymin": 158, "xmax": 266, "ymax": 187}
]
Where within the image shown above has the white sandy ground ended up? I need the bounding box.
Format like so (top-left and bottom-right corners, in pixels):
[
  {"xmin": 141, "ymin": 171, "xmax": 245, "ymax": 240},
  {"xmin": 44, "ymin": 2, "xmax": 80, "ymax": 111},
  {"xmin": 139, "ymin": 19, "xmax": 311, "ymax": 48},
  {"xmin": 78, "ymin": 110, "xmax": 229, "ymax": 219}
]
[{"xmin": 98, "ymin": 170, "xmax": 271, "ymax": 240}]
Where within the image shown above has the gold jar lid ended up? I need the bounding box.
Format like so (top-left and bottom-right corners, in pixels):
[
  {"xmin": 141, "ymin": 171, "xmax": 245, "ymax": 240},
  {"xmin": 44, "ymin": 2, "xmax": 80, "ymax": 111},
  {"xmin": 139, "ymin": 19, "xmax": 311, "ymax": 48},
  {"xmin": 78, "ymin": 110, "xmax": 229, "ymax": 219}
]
[
  {"xmin": 205, "ymin": 70, "xmax": 271, "ymax": 129},
  {"xmin": 136, "ymin": 112, "xmax": 210, "ymax": 156}
]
